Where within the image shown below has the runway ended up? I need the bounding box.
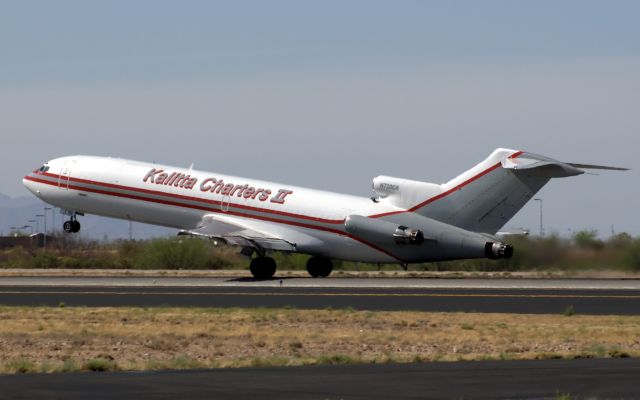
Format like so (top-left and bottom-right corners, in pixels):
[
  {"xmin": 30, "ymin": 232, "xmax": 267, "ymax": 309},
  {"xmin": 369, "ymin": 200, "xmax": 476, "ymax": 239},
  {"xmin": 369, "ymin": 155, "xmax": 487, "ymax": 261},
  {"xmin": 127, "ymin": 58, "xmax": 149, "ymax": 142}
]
[
  {"xmin": 1, "ymin": 276, "xmax": 640, "ymax": 314},
  {"xmin": 1, "ymin": 358, "xmax": 638, "ymax": 399}
]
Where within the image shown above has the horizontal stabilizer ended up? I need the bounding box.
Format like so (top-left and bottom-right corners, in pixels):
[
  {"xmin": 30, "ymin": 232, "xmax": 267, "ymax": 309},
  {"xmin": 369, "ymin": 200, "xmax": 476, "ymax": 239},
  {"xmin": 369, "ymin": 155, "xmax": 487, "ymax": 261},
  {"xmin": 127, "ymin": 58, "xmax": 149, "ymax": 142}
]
[
  {"xmin": 501, "ymin": 153, "xmax": 583, "ymax": 177},
  {"xmin": 502, "ymin": 152, "xmax": 629, "ymax": 177},
  {"xmin": 567, "ymin": 163, "xmax": 629, "ymax": 171}
]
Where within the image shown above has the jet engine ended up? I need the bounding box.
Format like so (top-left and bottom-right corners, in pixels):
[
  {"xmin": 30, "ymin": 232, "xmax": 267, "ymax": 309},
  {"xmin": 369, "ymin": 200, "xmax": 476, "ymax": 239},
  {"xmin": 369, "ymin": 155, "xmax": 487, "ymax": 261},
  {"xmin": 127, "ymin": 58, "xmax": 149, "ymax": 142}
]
[
  {"xmin": 484, "ymin": 242, "xmax": 514, "ymax": 259},
  {"xmin": 345, "ymin": 215, "xmax": 424, "ymax": 245}
]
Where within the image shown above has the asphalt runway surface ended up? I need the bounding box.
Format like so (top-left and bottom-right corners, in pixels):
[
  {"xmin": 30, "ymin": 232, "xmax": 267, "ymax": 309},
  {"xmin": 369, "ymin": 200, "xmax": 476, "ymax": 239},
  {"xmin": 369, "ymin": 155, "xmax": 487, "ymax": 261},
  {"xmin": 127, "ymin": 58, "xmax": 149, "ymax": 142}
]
[
  {"xmin": 1, "ymin": 358, "xmax": 638, "ymax": 399},
  {"xmin": 1, "ymin": 276, "xmax": 640, "ymax": 314}
]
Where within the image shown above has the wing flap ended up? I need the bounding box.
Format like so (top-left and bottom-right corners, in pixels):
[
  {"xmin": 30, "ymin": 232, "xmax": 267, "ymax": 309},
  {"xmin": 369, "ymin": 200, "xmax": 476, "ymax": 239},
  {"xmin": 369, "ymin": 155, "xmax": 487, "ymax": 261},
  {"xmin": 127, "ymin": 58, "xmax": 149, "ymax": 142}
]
[{"xmin": 180, "ymin": 214, "xmax": 297, "ymax": 252}]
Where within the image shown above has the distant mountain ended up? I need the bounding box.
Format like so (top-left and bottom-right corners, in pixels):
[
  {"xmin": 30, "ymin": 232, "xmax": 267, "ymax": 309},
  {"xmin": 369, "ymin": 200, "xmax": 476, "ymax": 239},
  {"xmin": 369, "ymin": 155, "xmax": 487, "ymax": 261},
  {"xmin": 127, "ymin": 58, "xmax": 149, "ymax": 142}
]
[{"xmin": 0, "ymin": 193, "xmax": 173, "ymax": 239}]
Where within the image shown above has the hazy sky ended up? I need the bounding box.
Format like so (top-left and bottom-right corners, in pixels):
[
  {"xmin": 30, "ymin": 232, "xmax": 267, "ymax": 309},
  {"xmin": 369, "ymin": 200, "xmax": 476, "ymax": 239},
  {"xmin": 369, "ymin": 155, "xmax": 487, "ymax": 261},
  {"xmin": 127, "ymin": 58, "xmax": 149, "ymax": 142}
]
[{"xmin": 1, "ymin": 1, "xmax": 638, "ymax": 236}]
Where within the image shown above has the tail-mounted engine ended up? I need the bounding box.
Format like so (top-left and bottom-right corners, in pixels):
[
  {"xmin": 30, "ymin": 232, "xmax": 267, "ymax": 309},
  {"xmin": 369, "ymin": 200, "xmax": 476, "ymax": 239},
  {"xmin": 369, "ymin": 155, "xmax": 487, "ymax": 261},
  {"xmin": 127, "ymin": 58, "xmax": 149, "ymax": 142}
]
[
  {"xmin": 345, "ymin": 215, "xmax": 424, "ymax": 246},
  {"xmin": 484, "ymin": 242, "xmax": 514, "ymax": 259},
  {"xmin": 393, "ymin": 226, "xmax": 424, "ymax": 245}
]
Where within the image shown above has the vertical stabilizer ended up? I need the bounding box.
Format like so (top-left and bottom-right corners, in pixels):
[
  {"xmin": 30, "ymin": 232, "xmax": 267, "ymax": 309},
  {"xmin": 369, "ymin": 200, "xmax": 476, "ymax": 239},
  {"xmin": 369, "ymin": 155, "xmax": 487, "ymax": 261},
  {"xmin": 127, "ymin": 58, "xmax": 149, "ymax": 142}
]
[
  {"xmin": 417, "ymin": 149, "xmax": 549, "ymax": 233},
  {"xmin": 373, "ymin": 149, "xmax": 613, "ymax": 234}
]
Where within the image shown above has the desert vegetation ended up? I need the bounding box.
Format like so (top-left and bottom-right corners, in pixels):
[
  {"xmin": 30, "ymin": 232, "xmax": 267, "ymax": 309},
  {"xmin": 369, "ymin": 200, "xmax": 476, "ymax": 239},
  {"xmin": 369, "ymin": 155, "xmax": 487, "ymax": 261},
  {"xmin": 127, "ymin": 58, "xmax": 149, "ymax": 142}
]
[{"xmin": 1, "ymin": 231, "xmax": 639, "ymax": 272}]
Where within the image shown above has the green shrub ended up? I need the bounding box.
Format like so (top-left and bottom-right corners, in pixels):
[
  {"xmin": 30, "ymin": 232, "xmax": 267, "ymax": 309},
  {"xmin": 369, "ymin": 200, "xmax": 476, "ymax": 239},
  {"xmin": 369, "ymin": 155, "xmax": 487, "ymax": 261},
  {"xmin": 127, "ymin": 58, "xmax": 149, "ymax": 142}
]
[
  {"xmin": 133, "ymin": 237, "xmax": 231, "ymax": 269},
  {"xmin": 1, "ymin": 246, "xmax": 34, "ymax": 268},
  {"xmin": 622, "ymin": 239, "xmax": 640, "ymax": 271},
  {"xmin": 573, "ymin": 230, "xmax": 604, "ymax": 251},
  {"xmin": 84, "ymin": 358, "xmax": 117, "ymax": 372},
  {"xmin": 171, "ymin": 355, "xmax": 203, "ymax": 369},
  {"xmin": 32, "ymin": 253, "xmax": 60, "ymax": 268},
  {"xmin": 563, "ymin": 305, "xmax": 575, "ymax": 316},
  {"xmin": 316, "ymin": 354, "xmax": 356, "ymax": 365},
  {"xmin": 2, "ymin": 231, "xmax": 640, "ymax": 272},
  {"xmin": 6, "ymin": 358, "xmax": 36, "ymax": 373}
]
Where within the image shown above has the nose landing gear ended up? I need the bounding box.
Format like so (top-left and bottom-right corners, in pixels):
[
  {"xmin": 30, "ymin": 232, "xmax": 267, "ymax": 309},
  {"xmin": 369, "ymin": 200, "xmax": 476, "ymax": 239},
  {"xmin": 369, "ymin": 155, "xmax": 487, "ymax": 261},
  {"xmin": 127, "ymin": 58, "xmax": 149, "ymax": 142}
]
[{"xmin": 63, "ymin": 215, "xmax": 81, "ymax": 233}]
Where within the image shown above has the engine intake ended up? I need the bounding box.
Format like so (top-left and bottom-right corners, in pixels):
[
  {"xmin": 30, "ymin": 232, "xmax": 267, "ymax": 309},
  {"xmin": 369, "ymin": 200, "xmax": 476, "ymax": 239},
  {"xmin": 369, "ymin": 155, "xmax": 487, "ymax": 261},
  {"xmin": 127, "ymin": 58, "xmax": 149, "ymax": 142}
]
[{"xmin": 485, "ymin": 242, "xmax": 514, "ymax": 259}]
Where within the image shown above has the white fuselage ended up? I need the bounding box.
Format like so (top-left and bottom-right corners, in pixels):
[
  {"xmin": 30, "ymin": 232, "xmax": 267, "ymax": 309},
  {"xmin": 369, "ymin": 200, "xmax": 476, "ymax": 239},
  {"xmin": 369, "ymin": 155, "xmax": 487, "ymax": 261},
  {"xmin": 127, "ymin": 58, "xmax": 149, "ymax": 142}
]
[
  {"xmin": 23, "ymin": 149, "xmax": 616, "ymax": 269},
  {"xmin": 23, "ymin": 156, "xmax": 406, "ymax": 263}
]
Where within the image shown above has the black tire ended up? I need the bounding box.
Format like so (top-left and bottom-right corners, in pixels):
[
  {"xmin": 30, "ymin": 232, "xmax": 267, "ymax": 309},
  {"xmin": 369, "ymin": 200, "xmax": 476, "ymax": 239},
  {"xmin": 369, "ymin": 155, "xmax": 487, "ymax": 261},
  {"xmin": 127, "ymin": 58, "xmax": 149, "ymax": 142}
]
[
  {"xmin": 63, "ymin": 221, "xmax": 74, "ymax": 233},
  {"xmin": 306, "ymin": 256, "xmax": 333, "ymax": 278},
  {"xmin": 71, "ymin": 220, "xmax": 81, "ymax": 233},
  {"xmin": 249, "ymin": 257, "xmax": 277, "ymax": 279}
]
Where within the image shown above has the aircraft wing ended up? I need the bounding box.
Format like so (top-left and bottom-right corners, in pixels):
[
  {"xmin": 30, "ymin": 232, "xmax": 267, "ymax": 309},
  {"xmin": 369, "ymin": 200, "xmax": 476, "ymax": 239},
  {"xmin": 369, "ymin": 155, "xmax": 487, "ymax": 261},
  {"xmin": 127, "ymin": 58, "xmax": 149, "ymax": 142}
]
[{"xmin": 178, "ymin": 214, "xmax": 297, "ymax": 252}]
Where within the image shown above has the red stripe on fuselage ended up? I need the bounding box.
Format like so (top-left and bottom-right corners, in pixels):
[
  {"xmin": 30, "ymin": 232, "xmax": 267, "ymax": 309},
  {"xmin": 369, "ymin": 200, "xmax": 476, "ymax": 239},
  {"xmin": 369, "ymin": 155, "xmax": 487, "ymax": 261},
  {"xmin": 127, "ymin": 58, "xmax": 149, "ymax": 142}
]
[
  {"xmin": 24, "ymin": 175, "xmax": 404, "ymax": 263},
  {"xmin": 38, "ymin": 171, "xmax": 346, "ymax": 224},
  {"xmin": 24, "ymin": 150, "xmax": 522, "ymax": 262}
]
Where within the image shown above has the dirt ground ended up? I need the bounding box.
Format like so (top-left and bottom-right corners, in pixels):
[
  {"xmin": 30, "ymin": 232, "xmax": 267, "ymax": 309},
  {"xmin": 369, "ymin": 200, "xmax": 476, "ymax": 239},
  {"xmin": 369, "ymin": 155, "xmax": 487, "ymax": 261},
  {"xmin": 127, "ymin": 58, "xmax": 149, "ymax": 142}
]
[{"xmin": 0, "ymin": 306, "xmax": 639, "ymax": 373}]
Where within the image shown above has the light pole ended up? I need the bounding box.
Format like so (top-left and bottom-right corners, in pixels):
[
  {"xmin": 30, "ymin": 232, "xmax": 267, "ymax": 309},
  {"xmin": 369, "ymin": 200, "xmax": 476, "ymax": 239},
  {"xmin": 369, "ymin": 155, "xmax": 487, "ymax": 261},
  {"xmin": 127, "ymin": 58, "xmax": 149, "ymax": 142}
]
[
  {"xmin": 28, "ymin": 219, "xmax": 38, "ymax": 233},
  {"xmin": 44, "ymin": 207, "xmax": 52, "ymax": 250},
  {"xmin": 23, "ymin": 225, "xmax": 33, "ymax": 235},
  {"xmin": 533, "ymin": 198, "xmax": 544, "ymax": 236},
  {"xmin": 37, "ymin": 213, "xmax": 47, "ymax": 250},
  {"xmin": 36, "ymin": 214, "xmax": 44, "ymax": 231},
  {"xmin": 44, "ymin": 207, "xmax": 52, "ymax": 233}
]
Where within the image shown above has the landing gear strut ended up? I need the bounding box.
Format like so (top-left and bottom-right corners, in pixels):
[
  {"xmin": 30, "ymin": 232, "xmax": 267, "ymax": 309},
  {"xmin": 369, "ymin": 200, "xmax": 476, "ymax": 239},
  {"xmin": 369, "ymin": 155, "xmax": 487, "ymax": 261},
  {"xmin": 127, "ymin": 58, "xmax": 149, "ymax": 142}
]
[
  {"xmin": 249, "ymin": 256, "xmax": 277, "ymax": 280},
  {"xmin": 63, "ymin": 215, "xmax": 81, "ymax": 233},
  {"xmin": 306, "ymin": 256, "xmax": 333, "ymax": 278}
]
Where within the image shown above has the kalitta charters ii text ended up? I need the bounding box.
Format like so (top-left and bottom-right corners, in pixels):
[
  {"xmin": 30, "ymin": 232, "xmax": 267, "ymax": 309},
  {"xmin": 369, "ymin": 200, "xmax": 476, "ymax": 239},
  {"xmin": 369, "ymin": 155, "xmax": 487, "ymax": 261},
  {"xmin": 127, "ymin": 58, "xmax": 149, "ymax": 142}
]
[{"xmin": 142, "ymin": 168, "xmax": 294, "ymax": 204}]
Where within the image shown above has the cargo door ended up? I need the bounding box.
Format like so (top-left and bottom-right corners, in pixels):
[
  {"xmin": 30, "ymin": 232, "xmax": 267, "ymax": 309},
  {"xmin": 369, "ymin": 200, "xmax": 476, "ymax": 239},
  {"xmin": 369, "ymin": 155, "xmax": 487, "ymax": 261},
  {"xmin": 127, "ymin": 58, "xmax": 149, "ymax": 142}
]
[
  {"xmin": 221, "ymin": 194, "xmax": 230, "ymax": 212},
  {"xmin": 58, "ymin": 159, "xmax": 76, "ymax": 190}
]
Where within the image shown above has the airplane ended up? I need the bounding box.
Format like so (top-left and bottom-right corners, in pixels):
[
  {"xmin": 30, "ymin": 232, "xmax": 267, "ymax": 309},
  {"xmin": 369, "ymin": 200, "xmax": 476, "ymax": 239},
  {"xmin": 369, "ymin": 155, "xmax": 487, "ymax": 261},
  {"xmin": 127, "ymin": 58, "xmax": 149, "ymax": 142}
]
[{"xmin": 23, "ymin": 148, "xmax": 626, "ymax": 279}]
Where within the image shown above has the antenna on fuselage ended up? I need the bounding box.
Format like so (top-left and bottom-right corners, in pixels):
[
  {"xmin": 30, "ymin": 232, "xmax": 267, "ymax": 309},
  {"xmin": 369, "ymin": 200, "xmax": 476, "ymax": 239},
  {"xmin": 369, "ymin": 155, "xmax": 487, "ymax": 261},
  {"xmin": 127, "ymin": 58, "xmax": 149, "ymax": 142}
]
[{"xmin": 189, "ymin": 162, "xmax": 194, "ymax": 170}]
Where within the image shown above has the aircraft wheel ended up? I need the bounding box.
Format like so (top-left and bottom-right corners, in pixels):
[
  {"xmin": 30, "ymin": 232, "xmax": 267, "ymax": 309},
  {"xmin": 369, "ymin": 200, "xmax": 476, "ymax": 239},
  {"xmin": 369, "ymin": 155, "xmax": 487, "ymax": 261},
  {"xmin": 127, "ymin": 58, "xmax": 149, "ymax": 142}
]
[
  {"xmin": 63, "ymin": 220, "xmax": 74, "ymax": 233},
  {"xmin": 306, "ymin": 256, "xmax": 333, "ymax": 278},
  {"xmin": 249, "ymin": 257, "xmax": 277, "ymax": 280},
  {"xmin": 64, "ymin": 220, "xmax": 81, "ymax": 233}
]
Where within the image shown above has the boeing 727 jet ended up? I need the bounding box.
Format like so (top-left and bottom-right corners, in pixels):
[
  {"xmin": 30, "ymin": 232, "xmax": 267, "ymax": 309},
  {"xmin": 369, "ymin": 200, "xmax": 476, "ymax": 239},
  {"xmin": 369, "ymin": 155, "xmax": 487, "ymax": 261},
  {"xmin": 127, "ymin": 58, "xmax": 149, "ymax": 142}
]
[{"xmin": 23, "ymin": 148, "xmax": 626, "ymax": 278}]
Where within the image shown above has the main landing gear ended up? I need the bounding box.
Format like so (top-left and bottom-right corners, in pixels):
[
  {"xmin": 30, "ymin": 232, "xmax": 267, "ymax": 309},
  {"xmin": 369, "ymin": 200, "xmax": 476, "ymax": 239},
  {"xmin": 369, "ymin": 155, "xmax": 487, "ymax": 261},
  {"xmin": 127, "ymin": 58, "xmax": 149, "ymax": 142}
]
[
  {"xmin": 63, "ymin": 215, "xmax": 81, "ymax": 233},
  {"xmin": 306, "ymin": 256, "xmax": 333, "ymax": 278},
  {"xmin": 248, "ymin": 254, "xmax": 333, "ymax": 280},
  {"xmin": 249, "ymin": 256, "xmax": 277, "ymax": 280}
]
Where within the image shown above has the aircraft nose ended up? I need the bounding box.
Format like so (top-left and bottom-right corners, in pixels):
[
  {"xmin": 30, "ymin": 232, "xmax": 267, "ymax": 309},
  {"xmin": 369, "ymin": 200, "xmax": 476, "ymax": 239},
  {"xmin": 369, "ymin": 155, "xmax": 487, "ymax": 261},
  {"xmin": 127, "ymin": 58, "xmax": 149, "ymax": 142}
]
[{"xmin": 23, "ymin": 172, "xmax": 42, "ymax": 196}]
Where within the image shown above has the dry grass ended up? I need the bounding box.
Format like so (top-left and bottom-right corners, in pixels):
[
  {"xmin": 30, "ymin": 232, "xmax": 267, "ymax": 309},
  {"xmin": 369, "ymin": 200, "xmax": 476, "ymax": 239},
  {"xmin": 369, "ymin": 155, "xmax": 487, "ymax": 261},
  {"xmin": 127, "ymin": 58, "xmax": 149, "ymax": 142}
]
[{"xmin": 0, "ymin": 306, "xmax": 639, "ymax": 373}]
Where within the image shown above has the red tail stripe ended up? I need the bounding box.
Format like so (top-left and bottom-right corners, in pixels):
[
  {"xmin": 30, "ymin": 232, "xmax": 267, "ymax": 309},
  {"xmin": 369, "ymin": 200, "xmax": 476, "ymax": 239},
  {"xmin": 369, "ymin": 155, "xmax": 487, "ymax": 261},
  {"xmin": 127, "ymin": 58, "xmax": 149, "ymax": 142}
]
[{"xmin": 369, "ymin": 151, "xmax": 523, "ymax": 219}]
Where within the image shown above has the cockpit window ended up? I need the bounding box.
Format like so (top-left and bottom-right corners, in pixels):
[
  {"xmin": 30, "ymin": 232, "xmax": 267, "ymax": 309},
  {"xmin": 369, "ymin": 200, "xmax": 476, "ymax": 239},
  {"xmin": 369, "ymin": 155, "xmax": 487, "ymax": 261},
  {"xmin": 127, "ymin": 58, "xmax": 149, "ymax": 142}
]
[{"xmin": 38, "ymin": 165, "xmax": 50, "ymax": 173}]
